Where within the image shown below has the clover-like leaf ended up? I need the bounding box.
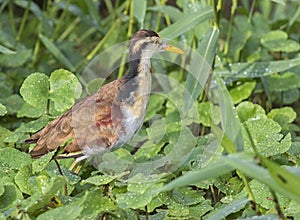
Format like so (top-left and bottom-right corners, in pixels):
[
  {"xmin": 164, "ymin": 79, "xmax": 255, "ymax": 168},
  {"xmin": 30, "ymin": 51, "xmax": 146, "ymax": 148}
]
[
  {"xmin": 197, "ymin": 102, "xmax": 220, "ymax": 126},
  {"xmin": 171, "ymin": 187, "xmax": 205, "ymax": 205},
  {"xmin": 36, "ymin": 194, "xmax": 86, "ymax": 220},
  {"xmin": 265, "ymin": 72, "xmax": 300, "ymax": 92},
  {"xmin": 17, "ymin": 102, "xmax": 44, "ymax": 118},
  {"xmin": 236, "ymin": 101, "xmax": 267, "ymax": 123},
  {"xmin": 80, "ymin": 189, "xmax": 115, "ymax": 218},
  {"xmin": 20, "ymin": 73, "xmax": 49, "ymax": 109},
  {"xmin": 15, "ymin": 165, "xmax": 37, "ymax": 195},
  {"xmin": 49, "ymin": 69, "xmax": 82, "ymax": 112},
  {"xmin": 242, "ymin": 119, "xmax": 291, "ymax": 157},
  {"xmin": 0, "ymin": 148, "xmax": 31, "ymax": 170},
  {"xmin": 267, "ymin": 107, "xmax": 296, "ymax": 127},
  {"xmin": 81, "ymin": 171, "xmax": 128, "ymax": 186},
  {"xmin": 0, "ymin": 183, "xmax": 23, "ymax": 210},
  {"xmin": 261, "ymin": 30, "xmax": 300, "ymax": 52},
  {"xmin": 230, "ymin": 81, "xmax": 256, "ymax": 104},
  {"xmin": 17, "ymin": 176, "xmax": 67, "ymax": 214},
  {"xmin": 249, "ymin": 180, "xmax": 289, "ymax": 210}
]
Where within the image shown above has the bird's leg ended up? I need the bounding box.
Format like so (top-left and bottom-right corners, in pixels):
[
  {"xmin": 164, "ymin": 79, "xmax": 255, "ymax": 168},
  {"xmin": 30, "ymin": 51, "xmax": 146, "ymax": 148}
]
[
  {"xmin": 68, "ymin": 160, "xmax": 84, "ymax": 175},
  {"xmin": 54, "ymin": 159, "xmax": 68, "ymax": 196},
  {"xmin": 68, "ymin": 160, "xmax": 77, "ymax": 172}
]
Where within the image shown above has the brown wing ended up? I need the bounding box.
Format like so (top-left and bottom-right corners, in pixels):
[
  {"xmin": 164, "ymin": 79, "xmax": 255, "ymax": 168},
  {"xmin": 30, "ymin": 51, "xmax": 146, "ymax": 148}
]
[{"xmin": 27, "ymin": 79, "xmax": 124, "ymax": 159}]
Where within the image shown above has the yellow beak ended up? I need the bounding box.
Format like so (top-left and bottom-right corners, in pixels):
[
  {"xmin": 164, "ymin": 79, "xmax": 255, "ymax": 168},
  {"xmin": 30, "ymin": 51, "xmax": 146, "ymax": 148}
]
[{"xmin": 165, "ymin": 45, "xmax": 184, "ymax": 54}]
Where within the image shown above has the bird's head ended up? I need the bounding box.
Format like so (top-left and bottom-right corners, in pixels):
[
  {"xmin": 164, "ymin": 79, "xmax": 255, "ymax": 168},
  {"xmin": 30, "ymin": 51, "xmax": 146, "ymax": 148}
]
[{"xmin": 129, "ymin": 29, "xmax": 184, "ymax": 60}]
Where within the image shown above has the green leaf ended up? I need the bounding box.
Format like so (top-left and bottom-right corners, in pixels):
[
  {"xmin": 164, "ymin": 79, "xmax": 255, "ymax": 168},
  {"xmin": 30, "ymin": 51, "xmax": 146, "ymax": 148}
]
[
  {"xmin": 228, "ymin": 15, "xmax": 252, "ymax": 62},
  {"xmin": 159, "ymin": 7, "xmax": 213, "ymax": 39},
  {"xmin": 18, "ymin": 176, "xmax": 67, "ymax": 214},
  {"xmin": 261, "ymin": 30, "xmax": 300, "ymax": 52},
  {"xmin": 271, "ymin": 0, "xmax": 285, "ymax": 5},
  {"xmin": 116, "ymin": 173, "xmax": 165, "ymax": 209},
  {"xmin": 216, "ymin": 57, "xmax": 300, "ymax": 79},
  {"xmin": 1, "ymin": 94, "xmax": 24, "ymax": 114},
  {"xmin": 266, "ymin": 72, "xmax": 300, "ymax": 92},
  {"xmin": 248, "ymin": 180, "xmax": 289, "ymax": 210},
  {"xmin": 205, "ymin": 197, "xmax": 249, "ymax": 220},
  {"xmin": 158, "ymin": 160, "xmax": 234, "ymax": 193},
  {"xmin": 214, "ymin": 76, "xmax": 244, "ymax": 152},
  {"xmin": 189, "ymin": 200, "xmax": 213, "ymax": 218},
  {"xmin": 263, "ymin": 158, "xmax": 300, "ymax": 198},
  {"xmin": 144, "ymin": 94, "xmax": 165, "ymax": 121},
  {"xmin": 37, "ymin": 193, "xmax": 87, "ymax": 220},
  {"xmin": 20, "ymin": 73, "xmax": 49, "ymax": 109},
  {"xmin": 0, "ymin": 183, "xmax": 23, "ymax": 210},
  {"xmin": 184, "ymin": 27, "xmax": 219, "ymax": 112},
  {"xmin": 147, "ymin": 117, "xmax": 167, "ymax": 142},
  {"xmin": 49, "ymin": 69, "xmax": 82, "ymax": 112},
  {"xmin": 133, "ymin": 0, "xmax": 146, "ymax": 26},
  {"xmin": 0, "ymin": 45, "xmax": 15, "ymax": 54},
  {"xmin": 39, "ymin": 34, "xmax": 75, "ymax": 71},
  {"xmin": 17, "ymin": 102, "xmax": 44, "ymax": 118},
  {"xmin": 224, "ymin": 153, "xmax": 300, "ymax": 202},
  {"xmin": 282, "ymin": 88, "xmax": 300, "ymax": 104},
  {"xmin": 0, "ymin": 73, "xmax": 13, "ymax": 99},
  {"xmin": 86, "ymin": 77, "xmax": 105, "ymax": 94},
  {"xmin": 32, "ymin": 150, "xmax": 56, "ymax": 174},
  {"xmin": 236, "ymin": 101, "xmax": 267, "ymax": 123},
  {"xmin": 0, "ymin": 148, "xmax": 31, "ymax": 170},
  {"xmin": 242, "ymin": 119, "xmax": 291, "ymax": 156},
  {"xmin": 0, "ymin": 49, "xmax": 31, "ymax": 67},
  {"xmin": 267, "ymin": 107, "xmax": 296, "ymax": 127},
  {"xmin": 0, "ymin": 126, "xmax": 13, "ymax": 147},
  {"xmin": 15, "ymin": 165, "xmax": 36, "ymax": 195},
  {"xmin": 230, "ymin": 81, "xmax": 256, "ymax": 104},
  {"xmin": 80, "ymin": 189, "xmax": 115, "ymax": 218},
  {"xmin": 148, "ymin": 5, "xmax": 183, "ymax": 21},
  {"xmin": 0, "ymin": 103, "xmax": 7, "ymax": 116},
  {"xmin": 171, "ymin": 187, "xmax": 205, "ymax": 205},
  {"xmin": 81, "ymin": 171, "xmax": 128, "ymax": 186}
]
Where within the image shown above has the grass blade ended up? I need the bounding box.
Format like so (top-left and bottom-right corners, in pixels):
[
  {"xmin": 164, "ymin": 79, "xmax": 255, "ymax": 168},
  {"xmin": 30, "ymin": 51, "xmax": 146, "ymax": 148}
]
[
  {"xmin": 39, "ymin": 34, "xmax": 75, "ymax": 71},
  {"xmin": 159, "ymin": 7, "xmax": 213, "ymax": 39}
]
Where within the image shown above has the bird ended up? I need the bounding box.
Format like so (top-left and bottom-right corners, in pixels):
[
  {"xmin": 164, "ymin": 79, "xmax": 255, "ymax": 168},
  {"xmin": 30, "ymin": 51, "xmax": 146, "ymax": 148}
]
[{"xmin": 26, "ymin": 29, "xmax": 184, "ymax": 167}]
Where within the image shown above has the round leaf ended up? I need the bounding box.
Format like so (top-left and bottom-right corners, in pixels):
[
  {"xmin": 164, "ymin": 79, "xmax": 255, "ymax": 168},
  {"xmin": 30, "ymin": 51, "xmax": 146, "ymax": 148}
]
[
  {"xmin": 230, "ymin": 81, "xmax": 256, "ymax": 104},
  {"xmin": 20, "ymin": 73, "xmax": 49, "ymax": 109},
  {"xmin": 236, "ymin": 101, "xmax": 267, "ymax": 123},
  {"xmin": 267, "ymin": 107, "xmax": 296, "ymax": 126},
  {"xmin": 261, "ymin": 30, "xmax": 300, "ymax": 52},
  {"xmin": 242, "ymin": 119, "xmax": 291, "ymax": 157},
  {"xmin": 49, "ymin": 69, "xmax": 82, "ymax": 112}
]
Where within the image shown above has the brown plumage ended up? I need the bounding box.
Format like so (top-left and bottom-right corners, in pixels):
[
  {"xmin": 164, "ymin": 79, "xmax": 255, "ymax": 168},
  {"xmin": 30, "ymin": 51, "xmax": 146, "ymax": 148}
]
[{"xmin": 26, "ymin": 29, "xmax": 184, "ymax": 161}]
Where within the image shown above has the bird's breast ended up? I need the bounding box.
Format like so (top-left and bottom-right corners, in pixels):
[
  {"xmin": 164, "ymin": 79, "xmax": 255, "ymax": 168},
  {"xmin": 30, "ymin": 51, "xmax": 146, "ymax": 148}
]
[{"xmin": 117, "ymin": 73, "xmax": 152, "ymax": 142}]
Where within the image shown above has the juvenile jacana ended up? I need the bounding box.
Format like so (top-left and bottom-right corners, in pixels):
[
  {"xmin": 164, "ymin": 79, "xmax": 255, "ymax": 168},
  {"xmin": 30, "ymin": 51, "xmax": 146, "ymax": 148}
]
[{"xmin": 26, "ymin": 29, "xmax": 184, "ymax": 167}]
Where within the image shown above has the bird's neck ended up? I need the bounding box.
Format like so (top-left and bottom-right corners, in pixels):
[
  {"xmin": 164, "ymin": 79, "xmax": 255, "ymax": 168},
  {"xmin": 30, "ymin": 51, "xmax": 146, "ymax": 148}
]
[
  {"xmin": 125, "ymin": 51, "xmax": 152, "ymax": 81},
  {"xmin": 117, "ymin": 56, "xmax": 152, "ymax": 104}
]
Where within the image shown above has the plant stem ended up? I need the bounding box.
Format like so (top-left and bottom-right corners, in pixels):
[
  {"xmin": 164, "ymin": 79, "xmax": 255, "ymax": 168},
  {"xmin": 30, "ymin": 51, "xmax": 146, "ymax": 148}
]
[
  {"xmin": 8, "ymin": 1, "xmax": 16, "ymax": 40},
  {"xmin": 51, "ymin": 0, "xmax": 71, "ymax": 41},
  {"xmin": 58, "ymin": 17, "xmax": 81, "ymax": 42},
  {"xmin": 15, "ymin": 0, "xmax": 32, "ymax": 47},
  {"xmin": 248, "ymin": 0, "xmax": 256, "ymax": 23},
  {"xmin": 224, "ymin": 0, "xmax": 237, "ymax": 55}
]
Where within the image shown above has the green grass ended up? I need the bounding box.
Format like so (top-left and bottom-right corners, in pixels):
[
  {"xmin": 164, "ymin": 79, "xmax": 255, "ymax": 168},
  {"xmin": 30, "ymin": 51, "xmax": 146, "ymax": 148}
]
[{"xmin": 0, "ymin": 0, "xmax": 300, "ymax": 219}]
